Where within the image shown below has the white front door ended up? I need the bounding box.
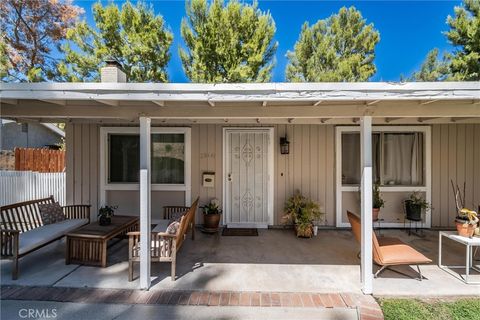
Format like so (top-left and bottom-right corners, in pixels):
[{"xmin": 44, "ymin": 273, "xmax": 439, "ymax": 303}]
[{"xmin": 224, "ymin": 128, "xmax": 273, "ymax": 228}]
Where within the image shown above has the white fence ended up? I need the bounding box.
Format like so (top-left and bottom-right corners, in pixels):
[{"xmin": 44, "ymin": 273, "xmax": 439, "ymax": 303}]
[{"xmin": 0, "ymin": 171, "xmax": 66, "ymax": 207}]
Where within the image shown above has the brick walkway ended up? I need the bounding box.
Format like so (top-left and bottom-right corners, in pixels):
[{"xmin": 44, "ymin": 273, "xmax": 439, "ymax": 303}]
[{"xmin": 1, "ymin": 286, "xmax": 384, "ymax": 320}]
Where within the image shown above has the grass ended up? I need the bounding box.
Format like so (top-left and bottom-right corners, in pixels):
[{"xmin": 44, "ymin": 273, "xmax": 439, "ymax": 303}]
[{"xmin": 379, "ymin": 298, "xmax": 480, "ymax": 320}]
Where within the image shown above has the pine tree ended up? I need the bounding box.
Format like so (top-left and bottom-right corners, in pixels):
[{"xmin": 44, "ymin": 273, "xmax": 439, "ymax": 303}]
[
  {"xmin": 286, "ymin": 7, "xmax": 380, "ymax": 82},
  {"xmin": 411, "ymin": 48, "xmax": 450, "ymax": 81},
  {"xmin": 180, "ymin": 0, "xmax": 277, "ymax": 83},
  {"xmin": 59, "ymin": 1, "xmax": 173, "ymax": 82}
]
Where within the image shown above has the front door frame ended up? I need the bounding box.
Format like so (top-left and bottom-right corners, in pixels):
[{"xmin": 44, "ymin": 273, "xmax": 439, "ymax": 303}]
[{"xmin": 222, "ymin": 127, "xmax": 274, "ymax": 228}]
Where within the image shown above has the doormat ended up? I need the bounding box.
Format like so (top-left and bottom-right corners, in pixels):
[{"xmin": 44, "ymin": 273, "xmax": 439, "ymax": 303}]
[{"xmin": 222, "ymin": 228, "xmax": 258, "ymax": 236}]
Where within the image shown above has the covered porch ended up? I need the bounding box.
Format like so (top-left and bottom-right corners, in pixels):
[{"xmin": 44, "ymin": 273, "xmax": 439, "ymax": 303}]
[{"xmin": 1, "ymin": 81, "xmax": 479, "ymax": 295}]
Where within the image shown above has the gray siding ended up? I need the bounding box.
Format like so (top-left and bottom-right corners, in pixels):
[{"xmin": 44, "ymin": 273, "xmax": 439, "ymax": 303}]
[{"xmin": 66, "ymin": 123, "xmax": 479, "ymax": 227}]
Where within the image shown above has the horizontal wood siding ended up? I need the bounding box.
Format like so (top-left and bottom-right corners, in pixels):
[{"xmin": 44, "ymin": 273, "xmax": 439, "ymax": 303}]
[{"xmin": 431, "ymin": 124, "xmax": 480, "ymax": 227}]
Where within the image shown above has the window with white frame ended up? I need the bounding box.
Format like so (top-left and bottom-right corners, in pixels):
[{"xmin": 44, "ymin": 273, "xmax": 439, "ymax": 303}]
[{"xmin": 341, "ymin": 130, "xmax": 426, "ymax": 187}]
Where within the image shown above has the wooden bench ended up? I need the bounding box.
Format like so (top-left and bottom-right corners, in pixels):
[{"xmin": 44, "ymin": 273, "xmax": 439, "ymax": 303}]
[
  {"xmin": 0, "ymin": 196, "xmax": 90, "ymax": 279},
  {"xmin": 128, "ymin": 197, "xmax": 199, "ymax": 281}
]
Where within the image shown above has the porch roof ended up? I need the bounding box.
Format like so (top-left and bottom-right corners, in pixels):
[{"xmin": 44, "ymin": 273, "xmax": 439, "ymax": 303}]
[{"xmin": 1, "ymin": 82, "xmax": 479, "ymax": 123}]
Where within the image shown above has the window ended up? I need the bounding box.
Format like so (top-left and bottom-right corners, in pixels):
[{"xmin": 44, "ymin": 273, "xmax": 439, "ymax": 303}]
[
  {"xmin": 108, "ymin": 133, "xmax": 186, "ymax": 185},
  {"xmin": 341, "ymin": 131, "xmax": 425, "ymax": 187}
]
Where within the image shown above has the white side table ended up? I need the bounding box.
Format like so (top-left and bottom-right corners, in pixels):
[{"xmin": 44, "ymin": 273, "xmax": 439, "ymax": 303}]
[{"xmin": 438, "ymin": 231, "xmax": 480, "ymax": 284}]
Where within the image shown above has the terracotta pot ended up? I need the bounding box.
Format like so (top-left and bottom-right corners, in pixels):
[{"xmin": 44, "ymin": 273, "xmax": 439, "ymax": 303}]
[
  {"xmin": 295, "ymin": 224, "xmax": 313, "ymax": 238},
  {"xmin": 455, "ymin": 220, "xmax": 476, "ymax": 238},
  {"xmin": 372, "ymin": 208, "xmax": 380, "ymax": 221},
  {"xmin": 203, "ymin": 213, "xmax": 221, "ymax": 231}
]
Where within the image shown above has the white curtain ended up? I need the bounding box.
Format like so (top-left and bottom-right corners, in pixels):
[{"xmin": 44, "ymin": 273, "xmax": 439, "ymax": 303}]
[{"xmin": 382, "ymin": 133, "xmax": 423, "ymax": 186}]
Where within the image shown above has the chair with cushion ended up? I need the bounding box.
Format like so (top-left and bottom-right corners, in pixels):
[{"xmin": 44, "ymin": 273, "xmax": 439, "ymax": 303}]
[
  {"xmin": 128, "ymin": 197, "xmax": 199, "ymax": 281},
  {"xmin": 347, "ymin": 211, "xmax": 432, "ymax": 280}
]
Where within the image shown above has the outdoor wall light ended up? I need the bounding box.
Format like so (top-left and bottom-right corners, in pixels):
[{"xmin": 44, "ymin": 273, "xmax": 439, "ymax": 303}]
[{"xmin": 280, "ymin": 135, "xmax": 290, "ymax": 155}]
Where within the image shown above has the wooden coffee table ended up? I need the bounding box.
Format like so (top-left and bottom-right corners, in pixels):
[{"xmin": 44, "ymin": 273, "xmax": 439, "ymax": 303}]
[{"xmin": 66, "ymin": 215, "xmax": 139, "ymax": 267}]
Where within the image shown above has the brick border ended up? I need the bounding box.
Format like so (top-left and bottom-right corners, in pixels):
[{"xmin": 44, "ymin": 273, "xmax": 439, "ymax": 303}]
[{"xmin": 1, "ymin": 286, "xmax": 383, "ymax": 320}]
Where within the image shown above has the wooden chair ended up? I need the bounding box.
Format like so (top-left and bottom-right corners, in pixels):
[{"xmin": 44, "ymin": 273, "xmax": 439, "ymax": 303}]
[
  {"xmin": 128, "ymin": 197, "xmax": 199, "ymax": 281},
  {"xmin": 347, "ymin": 211, "xmax": 432, "ymax": 280}
]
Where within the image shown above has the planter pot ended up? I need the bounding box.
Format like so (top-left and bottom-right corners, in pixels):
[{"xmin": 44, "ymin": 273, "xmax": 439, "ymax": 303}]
[
  {"xmin": 372, "ymin": 208, "xmax": 380, "ymax": 221},
  {"xmin": 455, "ymin": 220, "xmax": 476, "ymax": 238},
  {"xmin": 98, "ymin": 216, "xmax": 111, "ymax": 226},
  {"xmin": 295, "ymin": 224, "xmax": 313, "ymax": 238},
  {"xmin": 203, "ymin": 213, "xmax": 221, "ymax": 232},
  {"xmin": 405, "ymin": 201, "xmax": 422, "ymax": 221}
]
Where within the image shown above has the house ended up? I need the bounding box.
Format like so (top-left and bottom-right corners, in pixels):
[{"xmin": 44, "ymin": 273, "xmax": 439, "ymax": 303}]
[
  {"xmin": 1, "ymin": 64, "xmax": 479, "ymax": 293},
  {"xmin": 1, "ymin": 119, "xmax": 65, "ymax": 150}
]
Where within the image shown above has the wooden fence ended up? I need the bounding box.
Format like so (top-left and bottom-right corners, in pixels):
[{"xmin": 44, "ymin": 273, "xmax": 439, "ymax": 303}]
[
  {"xmin": 0, "ymin": 171, "xmax": 66, "ymax": 206},
  {"xmin": 15, "ymin": 148, "xmax": 65, "ymax": 172}
]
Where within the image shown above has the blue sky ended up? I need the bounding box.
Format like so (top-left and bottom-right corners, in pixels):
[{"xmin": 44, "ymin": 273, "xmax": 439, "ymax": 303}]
[{"xmin": 75, "ymin": 0, "xmax": 460, "ymax": 82}]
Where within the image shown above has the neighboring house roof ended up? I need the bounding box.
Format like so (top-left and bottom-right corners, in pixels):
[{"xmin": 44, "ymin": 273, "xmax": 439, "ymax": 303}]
[{"xmin": 1, "ymin": 119, "xmax": 65, "ymax": 138}]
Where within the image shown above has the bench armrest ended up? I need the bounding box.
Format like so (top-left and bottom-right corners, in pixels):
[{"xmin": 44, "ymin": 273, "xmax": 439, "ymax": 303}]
[
  {"xmin": 0, "ymin": 229, "xmax": 19, "ymax": 257},
  {"xmin": 62, "ymin": 205, "xmax": 91, "ymax": 222}
]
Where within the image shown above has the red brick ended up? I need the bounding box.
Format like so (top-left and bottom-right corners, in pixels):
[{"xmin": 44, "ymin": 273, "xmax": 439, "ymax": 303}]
[
  {"xmin": 157, "ymin": 291, "xmax": 173, "ymax": 304},
  {"xmin": 208, "ymin": 292, "xmax": 220, "ymax": 306},
  {"xmin": 261, "ymin": 293, "xmax": 271, "ymax": 307},
  {"xmin": 280, "ymin": 293, "xmax": 293, "ymax": 307},
  {"xmin": 220, "ymin": 292, "xmax": 230, "ymax": 306},
  {"xmin": 319, "ymin": 294, "xmax": 333, "ymax": 308},
  {"xmin": 300, "ymin": 293, "xmax": 314, "ymax": 307},
  {"xmin": 340, "ymin": 293, "xmax": 356, "ymax": 308},
  {"xmin": 291, "ymin": 293, "xmax": 303, "ymax": 307},
  {"xmin": 198, "ymin": 292, "xmax": 210, "ymax": 305},
  {"xmin": 239, "ymin": 292, "xmax": 251, "ymax": 306},
  {"xmin": 188, "ymin": 291, "xmax": 201, "ymax": 305},
  {"xmin": 270, "ymin": 293, "xmax": 281, "ymax": 307},
  {"xmin": 311, "ymin": 294, "xmax": 324, "ymax": 307},
  {"xmin": 229, "ymin": 292, "xmax": 240, "ymax": 306},
  {"xmin": 361, "ymin": 307, "xmax": 383, "ymax": 318},
  {"xmin": 329, "ymin": 293, "xmax": 346, "ymax": 308},
  {"xmin": 178, "ymin": 292, "xmax": 191, "ymax": 305},
  {"xmin": 251, "ymin": 292, "xmax": 261, "ymax": 306},
  {"xmin": 167, "ymin": 292, "xmax": 182, "ymax": 305},
  {"xmin": 146, "ymin": 291, "xmax": 163, "ymax": 304},
  {"xmin": 361, "ymin": 314, "xmax": 384, "ymax": 320}
]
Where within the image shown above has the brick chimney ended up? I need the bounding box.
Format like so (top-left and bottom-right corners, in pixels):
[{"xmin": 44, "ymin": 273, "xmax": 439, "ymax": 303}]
[{"xmin": 100, "ymin": 58, "xmax": 127, "ymax": 83}]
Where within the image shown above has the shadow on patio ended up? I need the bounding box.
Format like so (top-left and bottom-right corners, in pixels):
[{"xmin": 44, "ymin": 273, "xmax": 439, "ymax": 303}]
[{"xmin": 1, "ymin": 228, "xmax": 479, "ymax": 296}]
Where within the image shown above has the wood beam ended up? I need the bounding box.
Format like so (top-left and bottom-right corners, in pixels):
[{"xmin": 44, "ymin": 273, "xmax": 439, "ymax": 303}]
[
  {"xmin": 366, "ymin": 100, "xmax": 380, "ymax": 106},
  {"xmin": 95, "ymin": 99, "xmax": 119, "ymax": 107},
  {"xmin": 384, "ymin": 117, "xmax": 405, "ymax": 123},
  {"xmin": 418, "ymin": 117, "xmax": 442, "ymax": 123},
  {"xmin": 262, "ymin": 101, "xmax": 268, "ymax": 107},
  {"xmin": 320, "ymin": 118, "xmax": 331, "ymax": 123},
  {"xmin": 1, "ymin": 99, "xmax": 18, "ymax": 105},
  {"xmin": 152, "ymin": 100, "xmax": 165, "ymax": 107},
  {"xmin": 287, "ymin": 118, "xmax": 294, "ymax": 123},
  {"xmin": 40, "ymin": 99, "xmax": 66, "ymax": 106},
  {"xmin": 139, "ymin": 117, "xmax": 151, "ymax": 290},
  {"xmin": 420, "ymin": 99, "xmax": 440, "ymax": 105},
  {"xmin": 313, "ymin": 100, "xmax": 323, "ymax": 106},
  {"xmin": 451, "ymin": 117, "xmax": 479, "ymax": 122},
  {"xmin": 207, "ymin": 100, "xmax": 215, "ymax": 107}
]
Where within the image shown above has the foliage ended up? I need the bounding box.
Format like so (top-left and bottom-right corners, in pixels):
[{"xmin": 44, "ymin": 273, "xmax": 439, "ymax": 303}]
[
  {"xmin": 372, "ymin": 182, "xmax": 385, "ymax": 209},
  {"xmin": 98, "ymin": 205, "xmax": 117, "ymax": 219},
  {"xmin": 406, "ymin": 191, "xmax": 431, "ymax": 211},
  {"xmin": 286, "ymin": 6, "xmax": 380, "ymax": 82},
  {"xmin": 0, "ymin": 0, "xmax": 82, "ymax": 82},
  {"xmin": 202, "ymin": 199, "xmax": 222, "ymax": 214},
  {"xmin": 410, "ymin": 48, "xmax": 450, "ymax": 81},
  {"xmin": 456, "ymin": 208, "xmax": 479, "ymax": 225},
  {"xmin": 445, "ymin": 0, "xmax": 480, "ymax": 80},
  {"xmin": 379, "ymin": 298, "xmax": 480, "ymax": 320},
  {"xmin": 59, "ymin": 1, "xmax": 173, "ymax": 82},
  {"xmin": 283, "ymin": 191, "xmax": 324, "ymax": 232},
  {"xmin": 180, "ymin": 0, "xmax": 277, "ymax": 83}
]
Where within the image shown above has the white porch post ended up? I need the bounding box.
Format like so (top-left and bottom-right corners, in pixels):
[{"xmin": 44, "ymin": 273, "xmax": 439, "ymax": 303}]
[
  {"xmin": 360, "ymin": 116, "xmax": 373, "ymax": 294},
  {"xmin": 139, "ymin": 117, "xmax": 151, "ymax": 290}
]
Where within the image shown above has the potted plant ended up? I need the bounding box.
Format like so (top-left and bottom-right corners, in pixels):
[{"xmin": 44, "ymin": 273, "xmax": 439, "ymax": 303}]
[
  {"xmin": 372, "ymin": 182, "xmax": 385, "ymax": 221},
  {"xmin": 283, "ymin": 191, "xmax": 324, "ymax": 238},
  {"xmin": 451, "ymin": 181, "xmax": 479, "ymax": 237},
  {"xmin": 404, "ymin": 191, "xmax": 431, "ymax": 221},
  {"xmin": 202, "ymin": 199, "xmax": 222, "ymax": 232},
  {"xmin": 98, "ymin": 205, "xmax": 117, "ymax": 226}
]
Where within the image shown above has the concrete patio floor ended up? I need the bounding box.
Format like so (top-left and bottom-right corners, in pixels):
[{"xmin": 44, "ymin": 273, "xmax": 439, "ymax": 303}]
[{"xmin": 1, "ymin": 228, "xmax": 479, "ymax": 296}]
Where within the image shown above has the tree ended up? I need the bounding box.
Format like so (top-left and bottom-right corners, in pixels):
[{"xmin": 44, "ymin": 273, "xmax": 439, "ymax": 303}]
[
  {"xmin": 444, "ymin": 0, "xmax": 480, "ymax": 80},
  {"xmin": 411, "ymin": 48, "xmax": 450, "ymax": 81},
  {"xmin": 286, "ymin": 6, "xmax": 380, "ymax": 82},
  {"xmin": 59, "ymin": 1, "xmax": 173, "ymax": 82},
  {"xmin": 0, "ymin": 0, "xmax": 82, "ymax": 82},
  {"xmin": 180, "ymin": 0, "xmax": 277, "ymax": 83}
]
